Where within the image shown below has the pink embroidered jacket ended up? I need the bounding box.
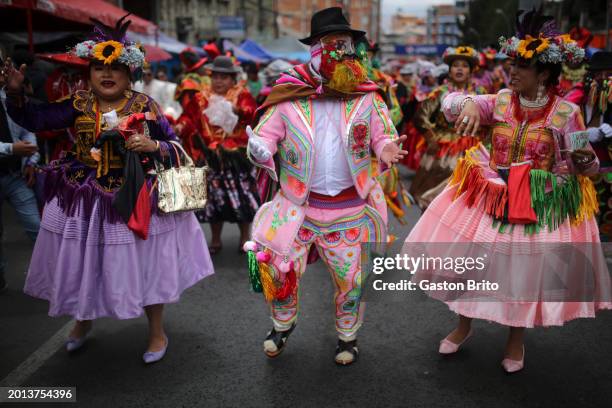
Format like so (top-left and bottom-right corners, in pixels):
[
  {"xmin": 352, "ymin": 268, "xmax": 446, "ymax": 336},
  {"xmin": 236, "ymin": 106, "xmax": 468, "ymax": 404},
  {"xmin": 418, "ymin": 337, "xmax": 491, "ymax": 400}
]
[
  {"xmin": 248, "ymin": 92, "xmax": 398, "ymax": 204},
  {"xmin": 442, "ymin": 88, "xmax": 599, "ymax": 176},
  {"xmin": 246, "ymin": 92, "xmax": 397, "ymax": 257}
]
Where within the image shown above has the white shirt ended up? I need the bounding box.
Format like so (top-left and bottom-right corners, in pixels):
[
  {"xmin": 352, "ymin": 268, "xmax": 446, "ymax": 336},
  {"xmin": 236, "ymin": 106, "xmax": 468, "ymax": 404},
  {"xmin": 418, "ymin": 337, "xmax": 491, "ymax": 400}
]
[
  {"xmin": 0, "ymin": 89, "xmax": 40, "ymax": 167},
  {"xmin": 133, "ymin": 79, "xmax": 182, "ymax": 119},
  {"xmin": 310, "ymin": 99, "xmax": 354, "ymax": 196}
]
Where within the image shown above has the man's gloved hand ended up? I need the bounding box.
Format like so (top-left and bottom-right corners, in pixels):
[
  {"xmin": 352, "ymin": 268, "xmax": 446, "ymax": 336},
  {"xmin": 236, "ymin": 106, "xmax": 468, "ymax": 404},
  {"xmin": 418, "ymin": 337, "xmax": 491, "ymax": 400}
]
[{"xmin": 246, "ymin": 126, "xmax": 271, "ymax": 162}]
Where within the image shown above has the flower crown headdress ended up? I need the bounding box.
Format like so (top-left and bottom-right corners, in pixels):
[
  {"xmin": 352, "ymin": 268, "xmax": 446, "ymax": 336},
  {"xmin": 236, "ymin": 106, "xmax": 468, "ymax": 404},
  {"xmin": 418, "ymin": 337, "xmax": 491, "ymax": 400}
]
[
  {"xmin": 74, "ymin": 14, "xmax": 146, "ymax": 71},
  {"xmin": 499, "ymin": 6, "xmax": 585, "ymax": 65},
  {"xmin": 443, "ymin": 46, "xmax": 479, "ymax": 61}
]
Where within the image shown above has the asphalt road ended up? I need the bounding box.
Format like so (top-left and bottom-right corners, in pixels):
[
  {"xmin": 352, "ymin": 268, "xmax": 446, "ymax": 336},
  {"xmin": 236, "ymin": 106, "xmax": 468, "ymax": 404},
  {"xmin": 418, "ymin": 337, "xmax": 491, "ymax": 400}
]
[{"xmin": 1, "ymin": 171, "xmax": 611, "ymax": 408}]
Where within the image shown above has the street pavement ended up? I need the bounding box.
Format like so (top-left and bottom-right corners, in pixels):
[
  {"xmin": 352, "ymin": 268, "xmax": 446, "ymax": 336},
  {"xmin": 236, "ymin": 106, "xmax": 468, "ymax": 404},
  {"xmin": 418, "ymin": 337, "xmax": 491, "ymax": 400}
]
[{"xmin": 1, "ymin": 171, "xmax": 611, "ymax": 408}]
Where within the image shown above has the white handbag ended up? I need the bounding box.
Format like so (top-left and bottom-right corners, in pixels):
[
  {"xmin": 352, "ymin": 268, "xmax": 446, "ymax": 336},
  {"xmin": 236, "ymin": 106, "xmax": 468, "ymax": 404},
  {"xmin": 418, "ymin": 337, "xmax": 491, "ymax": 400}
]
[{"xmin": 156, "ymin": 141, "xmax": 208, "ymax": 214}]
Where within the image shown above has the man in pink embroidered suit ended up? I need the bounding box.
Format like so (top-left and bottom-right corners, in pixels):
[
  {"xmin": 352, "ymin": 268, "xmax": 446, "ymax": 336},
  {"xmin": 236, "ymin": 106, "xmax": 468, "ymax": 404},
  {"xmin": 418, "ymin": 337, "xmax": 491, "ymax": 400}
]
[{"xmin": 242, "ymin": 7, "xmax": 407, "ymax": 365}]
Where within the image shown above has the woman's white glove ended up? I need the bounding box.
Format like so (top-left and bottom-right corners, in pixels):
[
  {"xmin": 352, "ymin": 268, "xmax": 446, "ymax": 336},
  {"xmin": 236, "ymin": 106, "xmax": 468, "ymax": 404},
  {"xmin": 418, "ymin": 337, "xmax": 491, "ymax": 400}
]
[
  {"xmin": 600, "ymin": 123, "xmax": 612, "ymax": 138},
  {"xmin": 587, "ymin": 123, "xmax": 612, "ymax": 143},
  {"xmin": 246, "ymin": 126, "xmax": 271, "ymax": 162},
  {"xmin": 587, "ymin": 126, "xmax": 604, "ymax": 143}
]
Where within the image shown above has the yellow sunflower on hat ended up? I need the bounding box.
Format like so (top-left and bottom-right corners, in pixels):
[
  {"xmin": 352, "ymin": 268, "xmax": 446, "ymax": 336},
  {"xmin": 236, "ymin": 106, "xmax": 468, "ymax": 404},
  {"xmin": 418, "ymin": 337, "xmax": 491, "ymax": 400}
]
[
  {"xmin": 92, "ymin": 40, "xmax": 124, "ymax": 65},
  {"xmin": 456, "ymin": 46, "xmax": 476, "ymax": 57},
  {"xmin": 517, "ymin": 35, "xmax": 550, "ymax": 60}
]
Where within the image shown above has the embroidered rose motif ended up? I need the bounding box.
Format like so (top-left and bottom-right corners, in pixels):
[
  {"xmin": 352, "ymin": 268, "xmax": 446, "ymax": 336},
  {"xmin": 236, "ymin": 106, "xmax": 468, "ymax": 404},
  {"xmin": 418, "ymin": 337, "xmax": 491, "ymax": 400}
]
[
  {"xmin": 345, "ymin": 227, "xmax": 361, "ymax": 241},
  {"xmin": 325, "ymin": 231, "xmax": 341, "ymax": 243},
  {"xmin": 287, "ymin": 176, "xmax": 307, "ymax": 197},
  {"xmin": 297, "ymin": 227, "xmax": 314, "ymax": 242},
  {"xmin": 352, "ymin": 123, "xmax": 369, "ymax": 151}
]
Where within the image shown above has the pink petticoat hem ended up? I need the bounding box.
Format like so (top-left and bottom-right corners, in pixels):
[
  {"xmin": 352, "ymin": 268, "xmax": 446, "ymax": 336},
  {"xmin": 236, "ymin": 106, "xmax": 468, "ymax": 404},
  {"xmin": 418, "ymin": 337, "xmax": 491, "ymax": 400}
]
[{"xmin": 442, "ymin": 300, "xmax": 612, "ymax": 328}]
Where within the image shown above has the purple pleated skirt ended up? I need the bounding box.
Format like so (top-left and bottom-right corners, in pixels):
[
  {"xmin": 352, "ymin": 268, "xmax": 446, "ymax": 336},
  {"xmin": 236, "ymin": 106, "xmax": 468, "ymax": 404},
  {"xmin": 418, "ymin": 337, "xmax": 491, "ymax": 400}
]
[{"xmin": 25, "ymin": 197, "xmax": 214, "ymax": 320}]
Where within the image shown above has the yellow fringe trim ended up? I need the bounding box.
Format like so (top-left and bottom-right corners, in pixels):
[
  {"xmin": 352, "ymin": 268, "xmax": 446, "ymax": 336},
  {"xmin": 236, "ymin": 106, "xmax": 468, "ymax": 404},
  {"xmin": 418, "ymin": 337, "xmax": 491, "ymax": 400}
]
[
  {"xmin": 448, "ymin": 145, "xmax": 481, "ymax": 199},
  {"xmin": 385, "ymin": 195, "xmax": 405, "ymax": 219},
  {"xmin": 572, "ymin": 175, "xmax": 599, "ymax": 225},
  {"xmin": 259, "ymin": 263, "xmax": 277, "ymax": 303}
]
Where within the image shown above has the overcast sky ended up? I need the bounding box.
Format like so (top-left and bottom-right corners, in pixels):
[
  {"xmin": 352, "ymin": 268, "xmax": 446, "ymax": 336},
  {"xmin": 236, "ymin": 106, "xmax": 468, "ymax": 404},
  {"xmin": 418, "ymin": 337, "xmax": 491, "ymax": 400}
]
[{"xmin": 382, "ymin": 0, "xmax": 454, "ymax": 19}]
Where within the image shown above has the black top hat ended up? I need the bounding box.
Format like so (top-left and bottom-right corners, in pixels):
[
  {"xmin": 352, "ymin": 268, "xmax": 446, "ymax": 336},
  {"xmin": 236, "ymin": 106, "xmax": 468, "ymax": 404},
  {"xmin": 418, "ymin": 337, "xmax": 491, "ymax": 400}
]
[
  {"xmin": 588, "ymin": 52, "xmax": 612, "ymax": 71},
  {"xmin": 299, "ymin": 7, "xmax": 366, "ymax": 45},
  {"xmin": 204, "ymin": 56, "xmax": 242, "ymax": 74},
  {"xmin": 180, "ymin": 49, "xmax": 207, "ymax": 73}
]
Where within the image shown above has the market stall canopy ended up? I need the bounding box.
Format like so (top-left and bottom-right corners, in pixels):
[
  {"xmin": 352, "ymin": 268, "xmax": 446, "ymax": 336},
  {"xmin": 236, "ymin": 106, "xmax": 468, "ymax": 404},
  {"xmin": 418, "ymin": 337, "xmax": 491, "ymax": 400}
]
[
  {"xmin": 258, "ymin": 36, "xmax": 310, "ymax": 62},
  {"xmin": 128, "ymin": 31, "xmax": 206, "ymax": 56},
  {"xmin": 0, "ymin": 31, "xmax": 77, "ymax": 45},
  {"xmin": 0, "ymin": 0, "xmax": 157, "ymax": 34},
  {"xmin": 142, "ymin": 44, "xmax": 172, "ymax": 62},
  {"xmin": 222, "ymin": 39, "xmax": 268, "ymax": 63},
  {"xmin": 239, "ymin": 40, "xmax": 275, "ymax": 62}
]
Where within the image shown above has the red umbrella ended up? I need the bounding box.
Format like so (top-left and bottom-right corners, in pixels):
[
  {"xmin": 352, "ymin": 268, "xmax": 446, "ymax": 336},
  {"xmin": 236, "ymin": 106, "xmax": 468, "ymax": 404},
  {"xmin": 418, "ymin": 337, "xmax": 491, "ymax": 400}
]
[
  {"xmin": 1, "ymin": 0, "xmax": 158, "ymax": 52},
  {"xmin": 37, "ymin": 52, "xmax": 89, "ymax": 67},
  {"xmin": 143, "ymin": 44, "xmax": 172, "ymax": 62}
]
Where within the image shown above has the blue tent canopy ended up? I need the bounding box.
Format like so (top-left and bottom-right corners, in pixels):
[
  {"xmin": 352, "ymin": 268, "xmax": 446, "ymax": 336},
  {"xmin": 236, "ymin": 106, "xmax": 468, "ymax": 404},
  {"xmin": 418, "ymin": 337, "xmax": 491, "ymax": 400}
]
[
  {"xmin": 239, "ymin": 39, "xmax": 275, "ymax": 62},
  {"xmin": 223, "ymin": 39, "xmax": 269, "ymax": 63},
  {"xmin": 258, "ymin": 36, "xmax": 310, "ymax": 62},
  {"xmin": 128, "ymin": 31, "xmax": 206, "ymax": 55}
]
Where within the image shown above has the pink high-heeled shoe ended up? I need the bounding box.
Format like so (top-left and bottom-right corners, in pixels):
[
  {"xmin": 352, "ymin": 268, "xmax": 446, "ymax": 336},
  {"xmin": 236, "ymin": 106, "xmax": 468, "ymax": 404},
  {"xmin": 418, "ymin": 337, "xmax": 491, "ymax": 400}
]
[
  {"xmin": 438, "ymin": 329, "xmax": 473, "ymax": 354},
  {"xmin": 501, "ymin": 346, "xmax": 525, "ymax": 373}
]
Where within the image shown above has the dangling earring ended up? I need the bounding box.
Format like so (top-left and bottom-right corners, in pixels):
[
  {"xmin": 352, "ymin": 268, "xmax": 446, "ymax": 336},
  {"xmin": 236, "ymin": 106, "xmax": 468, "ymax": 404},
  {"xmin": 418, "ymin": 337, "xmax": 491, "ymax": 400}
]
[{"xmin": 536, "ymin": 82, "xmax": 546, "ymax": 102}]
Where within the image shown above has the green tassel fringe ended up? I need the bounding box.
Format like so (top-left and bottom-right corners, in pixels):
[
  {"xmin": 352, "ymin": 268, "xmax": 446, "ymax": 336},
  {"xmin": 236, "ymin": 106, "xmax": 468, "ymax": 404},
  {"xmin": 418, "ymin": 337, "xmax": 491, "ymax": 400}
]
[
  {"xmin": 491, "ymin": 169, "xmax": 584, "ymax": 235},
  {"xmin": 530, "ymin": 169, "xmax": 582, "ymax": 233},
  {"xmin": 247, "ymin": 250, "xmax": 262, "ymax": 293}
]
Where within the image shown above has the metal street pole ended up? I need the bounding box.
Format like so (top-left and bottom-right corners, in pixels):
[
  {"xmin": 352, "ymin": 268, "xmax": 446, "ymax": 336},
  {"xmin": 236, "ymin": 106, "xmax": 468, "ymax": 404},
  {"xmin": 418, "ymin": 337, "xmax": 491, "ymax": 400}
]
[
  {"xmin": 518, "ymin": 0, "xmax": 541, "ymax": 9},
  {"xmin": 468, "ymin": 27, "xmax": 481, "ymax": 49},
  {"xmin": 607, "ymin": 0, "xmax": 611, "ymax": 51},
  {"xmin": 258, "ymin": 0, "xmax": 264, "ymax": 34},
  {"xmin": 495, "ymin": 8, "xmax": 512, "ymax": 37},
  {"xmin": 273, "ymin": 0, "xmax": 279, "ymax": 38}
]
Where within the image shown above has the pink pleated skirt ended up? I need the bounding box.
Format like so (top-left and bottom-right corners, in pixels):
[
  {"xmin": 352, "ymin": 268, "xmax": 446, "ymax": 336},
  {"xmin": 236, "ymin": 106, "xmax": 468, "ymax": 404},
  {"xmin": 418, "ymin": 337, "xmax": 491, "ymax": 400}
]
[{"xmin": 404, "ymin": 175, "xmax": 612, "ymax": 328}]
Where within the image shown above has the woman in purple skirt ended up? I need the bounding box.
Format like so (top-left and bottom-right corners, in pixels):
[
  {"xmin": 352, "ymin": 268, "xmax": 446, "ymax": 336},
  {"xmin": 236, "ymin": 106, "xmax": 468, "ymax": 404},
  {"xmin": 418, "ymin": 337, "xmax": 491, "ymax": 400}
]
[{"xmin": 2, "ymin": 16, "xmax": 214, "ymax": 363}]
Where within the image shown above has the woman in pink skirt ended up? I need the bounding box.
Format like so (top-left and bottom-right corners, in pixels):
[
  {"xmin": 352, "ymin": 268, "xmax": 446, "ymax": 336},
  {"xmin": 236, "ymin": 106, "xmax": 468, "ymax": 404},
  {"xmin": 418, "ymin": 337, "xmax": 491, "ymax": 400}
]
[{"xmin": 404, "ymin": 8, "xmax": 612, "ymax": 373}]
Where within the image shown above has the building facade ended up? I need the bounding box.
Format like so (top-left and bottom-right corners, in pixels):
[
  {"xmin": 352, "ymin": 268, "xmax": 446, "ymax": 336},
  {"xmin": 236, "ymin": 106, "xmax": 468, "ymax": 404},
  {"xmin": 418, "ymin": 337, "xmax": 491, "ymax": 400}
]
[
  {"xmin": 276, "ymin": 0, "xmax": 382, "ymax": 43},
  {"xmin": 389, "ymin": 12, "xmax": 426, "ymax": 45},
  {"xmin": 117, "ymin": 0, "xmax": 277, "ymax": 44},
  {"xmin": 426, "ymin": 4, "xmax": 460, "ymax": 46}
]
